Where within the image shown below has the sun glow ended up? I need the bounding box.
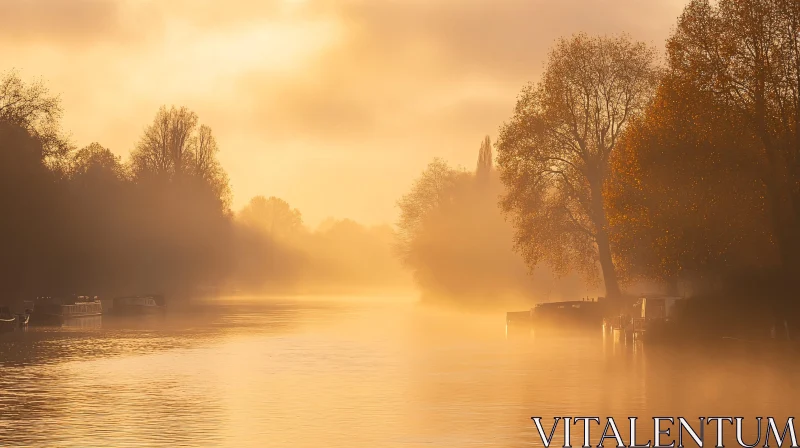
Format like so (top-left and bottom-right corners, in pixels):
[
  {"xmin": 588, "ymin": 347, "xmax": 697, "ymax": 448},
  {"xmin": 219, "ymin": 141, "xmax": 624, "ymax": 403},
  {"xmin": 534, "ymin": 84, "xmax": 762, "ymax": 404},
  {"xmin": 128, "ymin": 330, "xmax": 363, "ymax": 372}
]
[{"xmin": 150, "ymin": 18, "xmax": 342, "ymax": 94}]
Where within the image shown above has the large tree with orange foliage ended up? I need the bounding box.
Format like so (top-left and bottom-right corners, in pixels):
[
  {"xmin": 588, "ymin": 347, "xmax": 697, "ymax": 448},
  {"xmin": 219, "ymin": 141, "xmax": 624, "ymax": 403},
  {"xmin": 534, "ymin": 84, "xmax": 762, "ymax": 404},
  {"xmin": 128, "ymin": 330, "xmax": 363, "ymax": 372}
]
[
  {"xmin": 667, "ymin": 0, "xmax": 800, "ymax": 276},
  {"xmin": 496, "ymin": 34, "xmax": 659, "ymax": 298},
  {"xmin": 606, "ymin": 74, "xmax": 777, "ymax": 293}
]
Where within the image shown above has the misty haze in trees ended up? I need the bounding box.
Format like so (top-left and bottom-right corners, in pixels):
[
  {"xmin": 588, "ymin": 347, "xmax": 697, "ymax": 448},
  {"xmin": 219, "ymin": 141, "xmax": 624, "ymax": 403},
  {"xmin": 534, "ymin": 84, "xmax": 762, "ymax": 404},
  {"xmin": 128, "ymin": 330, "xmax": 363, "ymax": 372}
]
[
  {"xmin": 0, "ymin": 71, "xmax": 408, "ymax": 304},
  {"xmin": 496, "ymin": 34, "xmax": 660, "ymax": 298},
  {"xmin": 234, "ymin": 196, "xmax": 408, "ymax": 294},
  {"xmin": 396, "ymin": 137, "xmax": 595, "ymax": 305},
  {"xmin": 239, "ymin": 196, "xmax": 304, "ymax": 240}
]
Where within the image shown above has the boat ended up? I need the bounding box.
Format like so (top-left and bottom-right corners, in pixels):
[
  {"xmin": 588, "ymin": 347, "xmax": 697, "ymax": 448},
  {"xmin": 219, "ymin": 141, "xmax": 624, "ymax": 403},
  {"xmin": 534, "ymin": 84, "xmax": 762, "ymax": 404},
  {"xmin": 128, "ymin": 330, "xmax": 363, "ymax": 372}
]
[
  {"xmin": 505, "ymin": 298, "xmax": 606, "ymax": 336},
  {"xmin": 530, "ymin": 299, "xmax": 605, "ymax": 335},
  {"xmin": 0, "ymin": 306, "xmax": 16, "ymax": 332},
  {"xmin": 30, "ymin": 295, "xmax": 103, "ymax": 324},
  {"xmin": 111, "ymin": 295, "xmax": 166, "ymax": 315}
]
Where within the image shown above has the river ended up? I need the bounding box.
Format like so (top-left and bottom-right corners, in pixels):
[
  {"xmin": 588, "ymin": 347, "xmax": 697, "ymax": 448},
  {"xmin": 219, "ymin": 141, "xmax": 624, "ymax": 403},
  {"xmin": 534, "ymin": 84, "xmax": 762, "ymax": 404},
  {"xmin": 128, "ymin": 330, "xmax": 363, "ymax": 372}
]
[{"xmin": 0, "ymin": 295, "xmax": 797, "ymax": 447}]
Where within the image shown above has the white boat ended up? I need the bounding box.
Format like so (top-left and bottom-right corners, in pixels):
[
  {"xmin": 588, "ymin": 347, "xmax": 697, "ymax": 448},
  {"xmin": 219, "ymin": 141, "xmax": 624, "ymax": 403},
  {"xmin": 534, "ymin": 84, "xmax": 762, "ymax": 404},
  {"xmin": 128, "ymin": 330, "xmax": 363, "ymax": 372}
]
[
  {"xmin": 0, "ymin": 306, "xmax": 17, "ymax": 332},
  {"xmin": 112, "ymin": 295, "xmax": 166, "ymax": 315}
]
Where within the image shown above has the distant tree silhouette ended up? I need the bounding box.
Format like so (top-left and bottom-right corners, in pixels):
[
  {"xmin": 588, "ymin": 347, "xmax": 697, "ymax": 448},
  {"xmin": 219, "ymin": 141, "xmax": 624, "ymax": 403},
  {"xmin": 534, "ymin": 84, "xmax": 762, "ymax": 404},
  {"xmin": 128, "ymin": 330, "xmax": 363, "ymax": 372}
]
[
  {"xmin": 130, "ymin": 106, "xmax": 231, "ymax": 210},
  {"xmin": 0, "ymin": 70, "xmax": 71, "ymax": 166},
  {"xmin": 71, "ymin": 142, "xmax": 126, "ymax": 180},
  {"xmin": 476, "ymin": 135, "xmax": 493, "ymax": 182},
  {"xmin": 60, "ymin": 143, "xmax": 130, "ymax": 293},
  {"xmin": 0, "ymin": 120, "xmax": 60, "ymax": 297},
  {"xmin": 239, "ymin": 196, "xmax": 304, "ymax": 239},
  {"xmin": 496, "ymin": 34, "xmax": 660, "ymax": 298},
  {"xmin": 396, "ymin": 158, "xmax": 461, "ymax": 265},
  {"xmin": 231, "ymin": 197, "xmax": 409, "ymax": 293},
  {"xmin": 131, "ymin": 106, "xmax": 196, "ymax": 178}
]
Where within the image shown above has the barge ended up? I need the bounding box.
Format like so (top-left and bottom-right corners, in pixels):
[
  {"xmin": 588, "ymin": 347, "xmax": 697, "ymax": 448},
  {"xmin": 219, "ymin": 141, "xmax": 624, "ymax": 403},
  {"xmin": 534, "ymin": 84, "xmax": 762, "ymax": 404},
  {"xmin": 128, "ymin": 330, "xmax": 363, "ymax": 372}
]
[
  {"xmin": 31, "ymin": 295, "xmax": 103, "ymax": 324},
  {"xmin": 506, "ymin": 298, "xmax": 606, "ymax": 335},
  {"xmin": 111, "ymin": 295, "xmax": 166, "ymax": 315}
]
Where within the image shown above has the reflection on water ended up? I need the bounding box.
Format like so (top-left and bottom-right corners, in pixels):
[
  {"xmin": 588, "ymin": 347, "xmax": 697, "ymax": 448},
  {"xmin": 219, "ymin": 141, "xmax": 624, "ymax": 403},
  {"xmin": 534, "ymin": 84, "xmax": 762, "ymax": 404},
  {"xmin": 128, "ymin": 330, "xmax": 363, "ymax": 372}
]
[
  {"xmin": 0, "ymin": 295, "xmax": 798, "ymax": 447},
  {"xmin": 59, "ymin": 315, "xmax": 104, "ymax": 329}
]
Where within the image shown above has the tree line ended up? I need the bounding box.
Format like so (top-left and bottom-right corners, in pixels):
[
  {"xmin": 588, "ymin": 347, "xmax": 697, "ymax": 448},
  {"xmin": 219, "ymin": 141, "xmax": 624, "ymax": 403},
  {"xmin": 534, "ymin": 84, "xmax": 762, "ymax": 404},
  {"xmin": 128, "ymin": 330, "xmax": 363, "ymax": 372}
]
[
  {"xmin": 397, "ymin": 0, "xmax": 800, "ymax": 307},
  {"xmin": 0, "ymin": 70, "xmax": 407, "ymax": 303}
]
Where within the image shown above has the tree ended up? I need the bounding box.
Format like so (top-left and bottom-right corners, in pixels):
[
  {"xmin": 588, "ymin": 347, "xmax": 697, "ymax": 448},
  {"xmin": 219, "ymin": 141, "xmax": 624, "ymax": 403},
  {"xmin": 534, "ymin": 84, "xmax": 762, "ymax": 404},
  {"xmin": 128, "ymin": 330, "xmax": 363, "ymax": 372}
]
[
  {"xmin": 130, "ymin": 106, "xmax": 196, "ymax": 178},
  {"xmin": 130, "ymin": 105, "xmax": 231, "ymax": 210},
  {"xmin": 0, "ymin": 120, "xmax": 60, "ymax": 296},
  {"xmin": 0, "ymin": 70, "xmax": 70, "ymax": 166},
  {"xmin": 607, "ymin": 75, "xmax": 775, "ymax": 293},
  {"xmin": 61, "ymin": 143, "xmax": 130, "ymax": 293},
  {"xmin": 476, "ymin": 135, "xmax": 493, "ymax": 182},
  {"xmin": 126, "ymin": 106, "xmax": 234, "ymax": 292},
  {"xmin": 496, "ymin": 34, "xmax": 660, "ymax": 298},
  {"xmin": 668, "ymin": 0, "xmax": 800, "ymax": 275},
  {"xmin": 71, "ymin": 142, "xmax": 126, "ymax": 181},
  {"xmin": 395, "ymin": 158, "xmax": 462, "ymax": 265},
  {"xmin": 187, "ymin": 123, "xmax": 230, "ymax": 208},
  {"xmin": 239, "ymin": 196, "xmax": 304, "ymax": 239}
]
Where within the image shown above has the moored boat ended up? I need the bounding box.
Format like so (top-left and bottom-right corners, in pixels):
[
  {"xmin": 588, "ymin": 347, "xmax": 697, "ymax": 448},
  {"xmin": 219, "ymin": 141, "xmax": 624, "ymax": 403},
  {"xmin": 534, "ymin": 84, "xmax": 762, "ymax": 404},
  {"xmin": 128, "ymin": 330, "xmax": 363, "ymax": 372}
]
[
  {"xmin": 112, "ymin": 295, "xmax": 166, "ymax": 315},
  {"xmin": 30, "ymin": 295, "xmax": 103, "ymax": 324},
  {"xmin": 0, "ymin": 306, "xmax": 16, "ymax": 332},
  {"xmin": 505, "ymin": 298, "xmax": 607, "ymax": 336},
  {"xmin": 531, "ymin": 299, "xmax": 605, "ymax": 335}
]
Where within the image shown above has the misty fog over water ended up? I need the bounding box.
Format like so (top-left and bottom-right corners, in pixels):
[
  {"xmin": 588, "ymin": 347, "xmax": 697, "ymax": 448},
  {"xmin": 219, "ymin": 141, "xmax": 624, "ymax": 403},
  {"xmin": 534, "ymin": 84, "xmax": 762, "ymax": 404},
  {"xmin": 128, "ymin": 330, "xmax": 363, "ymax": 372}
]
[{"xmin": 0, "ymin": 295, "xmax": 795, "ymax": 448}]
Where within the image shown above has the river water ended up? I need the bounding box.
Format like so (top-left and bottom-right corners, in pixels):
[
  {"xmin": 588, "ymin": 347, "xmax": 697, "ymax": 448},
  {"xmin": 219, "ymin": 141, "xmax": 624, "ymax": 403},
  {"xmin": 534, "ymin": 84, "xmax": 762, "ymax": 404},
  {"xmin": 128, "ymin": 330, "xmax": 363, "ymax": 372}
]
[{"xmin": 0, "ymin": 295, "xmax": 797, "ymax": 447}]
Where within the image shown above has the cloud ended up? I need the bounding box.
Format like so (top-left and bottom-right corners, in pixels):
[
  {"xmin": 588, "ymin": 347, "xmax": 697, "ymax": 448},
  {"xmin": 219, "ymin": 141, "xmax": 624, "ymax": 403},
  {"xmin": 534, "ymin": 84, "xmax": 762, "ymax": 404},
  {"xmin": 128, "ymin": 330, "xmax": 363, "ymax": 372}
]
[
  {"xmin": 228, "ymin": 0, "xmax": 681, "ymax": 140},
  {"xmin": 334, "ymin": 0, "xmax": 682, "ymax": 79},
  {"xmin": 256, "ymin": 81, "xmax": 376, "ymax": 140},
  {"xmin": 0, "ymin": 0, "xmax": 149, "ymax": 45}
]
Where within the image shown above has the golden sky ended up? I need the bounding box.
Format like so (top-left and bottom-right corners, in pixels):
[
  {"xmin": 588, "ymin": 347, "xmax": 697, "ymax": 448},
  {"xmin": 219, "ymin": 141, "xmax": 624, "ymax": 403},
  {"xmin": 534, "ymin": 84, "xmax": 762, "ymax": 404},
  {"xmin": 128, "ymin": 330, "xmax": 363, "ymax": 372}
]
[{"xmin": 1, "ymin": 0, "xmax": 686, "ymax": 226}]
